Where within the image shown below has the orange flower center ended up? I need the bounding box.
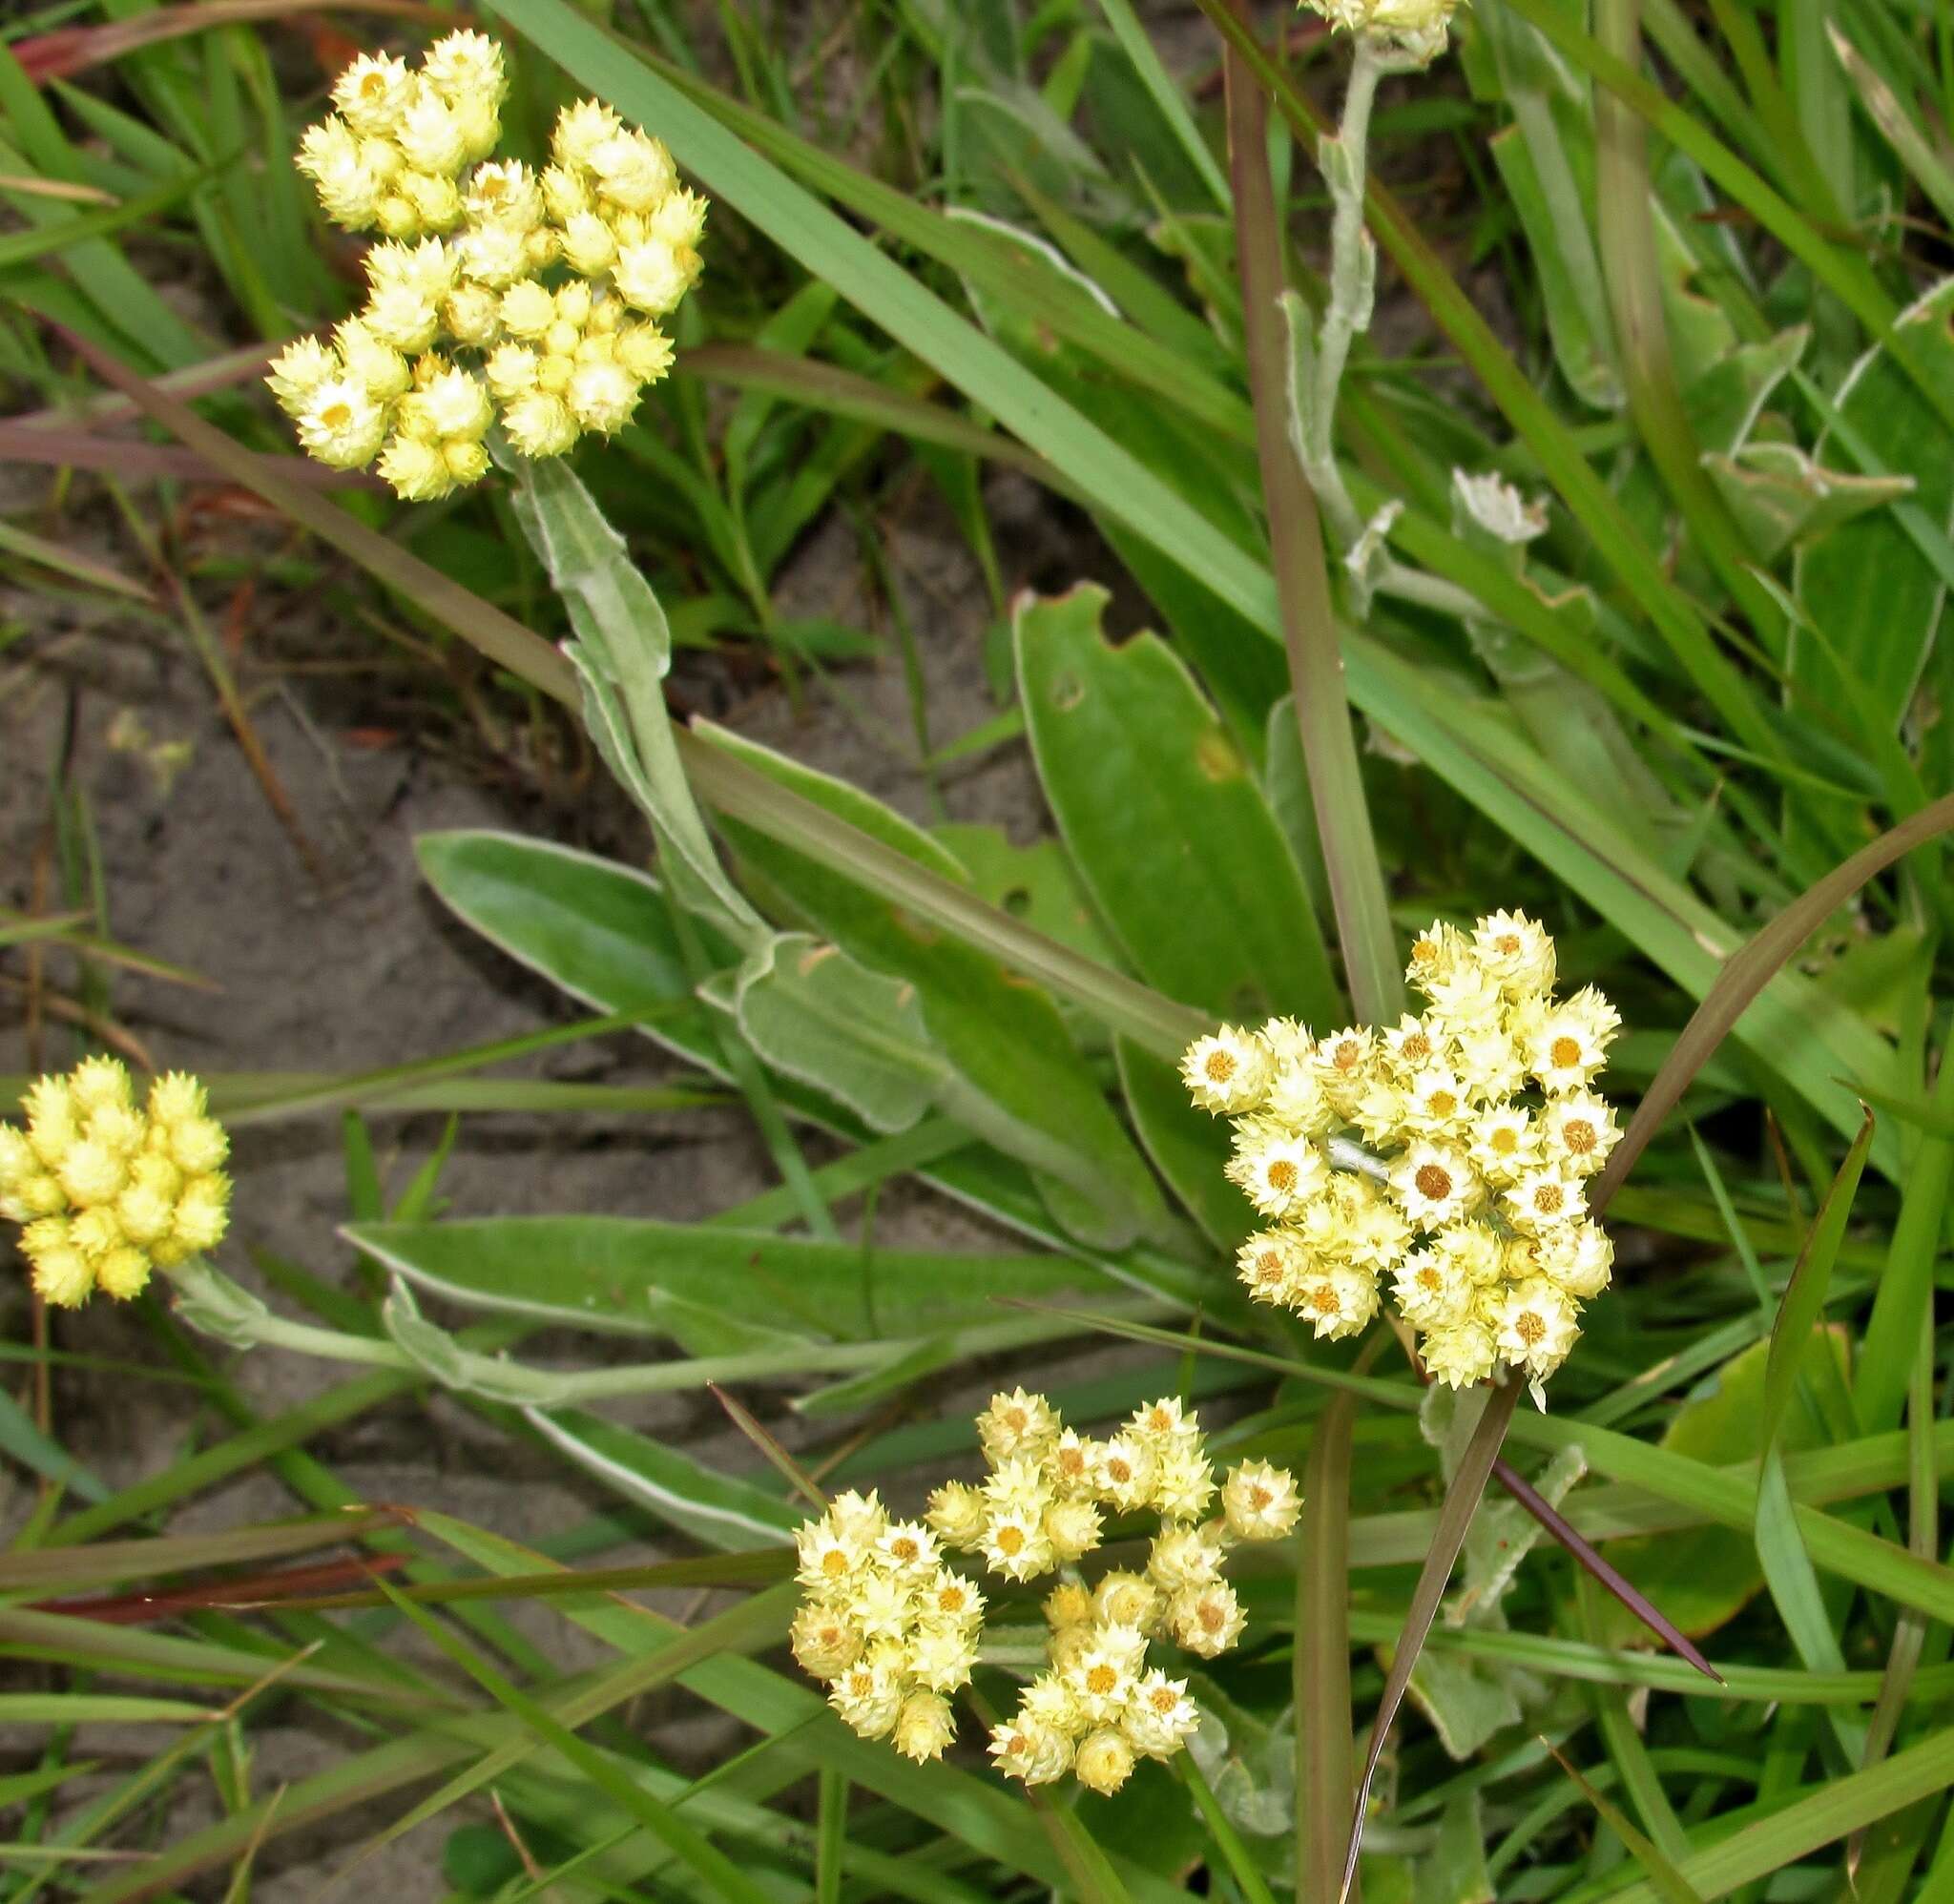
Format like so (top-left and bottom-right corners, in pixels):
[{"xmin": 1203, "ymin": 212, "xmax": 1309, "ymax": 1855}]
[
  {"xmin": 1563, "ymin": 1119, "xmax": 1596, "ymax": 1154},
  {"xmin": 1266, "ymin": 1159, "xmax": 1299, "ymax": 1192},
  {"xmin": 995, "ymin": 1525, "xmax": 1025, "ymax": 1555},
  {"xmin": 1532, "ymin": 1183, "xmax": 1565, "ymax": 1216},
  {"xmin": 1515, "ymin": 1311, "xmax": 1547, "ymax": 1346},
  {"xmin": 1086, "ymin": 1665, "xmax": 1117, "ymax": 1695},
  {"xmin": 1205, "ymin": 1049, "xmax": 1237, "ymax": 1082},
  {"xmin": 1415, "ymin": 1164, "xmax": 1452, "ymax": 1201},
  {"xmin": 1550, "ymin": 1035, "xmax": 1582, "ymax": 1068}
]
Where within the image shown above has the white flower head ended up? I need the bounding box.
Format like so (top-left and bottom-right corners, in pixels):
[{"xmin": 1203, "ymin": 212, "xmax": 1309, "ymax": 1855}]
[
  {"xmin": 1312, "ymin": 1025, "xmax": 1377, "ymax": 1112},
  {"xmin": 828, "ymin": 1660, "xmax": 904, "ymax": 1739},
  {"xmin": 1401, "ymin": 1064, "xmax": 1473, "ymax": 1139},
  {"xmin": 924, "ymin": 1480, "xmax": 987, "ymax": 1551},
  {"xmin": 1064, "ymin": 1631, "xmax": 1140, "ymax": 1726},
  {"xmin": 1042, "ymin": 1496, "xmax": 1105, "ymax": 1564},
  {"xmin": 1124, "ymin": 1670, "xmax": 1200, "ymax": 1758},
  {"xmin": 1147, "ymin": 1523, "xmax": 1226, "ymax": 1592},
  {"xmin": 990, "ymin": 1713, "xmax": 1074, "ymax": 1785},
  {"xmin": 1468, "ymin": 1103, "xmax": 1540, "ymax": 1185},
  {"xmin": 978, "ymin": 1387, "xmax": 1060, "ymax": 1463},
  {"xmin": 1472, "ymin": 908, "xmax": 1557, "ymax": 997},
  {"xmin": 788, "ymin": 1601, "xmax": 860, "ymax": 1681},
  {"xmin": 981, "ymin": 1509, "xmax": 1054, "ymax": 1582},
  {"xmin": 874, "ymin": 1520, "xmax": 939, "ymax": 1578},
  {"xmin": 1237, "ymin": 1228, "xmax": 1308, "ymax": 1306},
  {"xmin": 1526, "ymin": 1011, "xmax": 1611, "ymax": 1094},
  {"xmin": 1084, "ymin": 1571, "xmax": 1156, "ymax": 1635},
  {"xmin": 1391, "ymin": 1246, "xmax": 1471, "ymax": 1330},
  {"xmin": 1293, "ymin": 1261, "xmax": 1381, "ymax": 1340},
  {"xmin": 1151, "ymin": 1444, "xmax": 1217, "ymax": 1524},
  {"xmin": 1092, "ymin": 1436, "xmax": 1156, "ymax": 1512},
  {"xmin": 294, "ymin": 379, "xmax": 387, "ymax": 468},
  {"xmin": 1227, "ymin": 1128, "xmax": 1326, "ymax": 1218},
  {"xmin": 422, "ymin": 30, "xmax": 508, "ymax": 108},
  {"xmin": 1167, "ymin": 1580, "xmax": 1246, "ymax": 1658},
  {"xmin": 332, "ymin": 54, "xmax": 414, "ymax": 135},
  {"xmin": 1222, "ymin": 1459, "xmax": 1301, "ymax": 1541},
  {"xmin": 1181, "ymin": 1024, "xmax": 1273, "ymax": 1114},
  {"xmin": 1504, "ymin": 1166, "xmax": 1586, "ymax": 1236},
  {"xmin": 1389, "ymin": 1141, "xmax": 1481, "ymax": 1230},
  {"xmin": 1494, "ymin": 1276, "xmax": 1581, "ymax": 1380},
  {"xmin": 1422, "ymin": 1319, "xmax": 1498, "ymax": 1390},
  {"xmin": 1542, "ymin": 1091, "xmax": 1619, "ymax": 1175},
  {"xmin": 1536, "ymin": 1220, "xmax": 1614, "ymax": 1299}
]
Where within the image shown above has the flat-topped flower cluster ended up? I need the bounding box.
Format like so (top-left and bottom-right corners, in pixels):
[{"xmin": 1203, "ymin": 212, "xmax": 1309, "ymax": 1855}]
[
  {"xmin": 0, "ymin": 1060, "xmax": 229, "ymax": 1307},
  {"xmin": 790, "ymin": 1390, "xmax": 1299, "ymax": 1793},
  {"xmin": 1183, "ymin": 911, "xmax": 1619, "ymax": 1390},
  {"xmin": 271, "ymin": 31, "xmax": 704, "ymax": 497}
]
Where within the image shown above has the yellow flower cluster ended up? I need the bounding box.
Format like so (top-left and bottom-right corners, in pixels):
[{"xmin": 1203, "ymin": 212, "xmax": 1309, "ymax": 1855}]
[
  {"xmin": 0, "ymin": 1060, "xmax": 230, "ymax": 1308},
  {"xmin": 274, "ymin": 32, "xmax": 702, "ymax": 498},
  {"xmin": 1183, "ymin": 911, "xmax": 1619, "ymax": 1391},
  {"xmin": 787, "ymin": 1393, "xmax": 1299, "ymax": 1790},
  {"xmin": 791, "ymin": 1489, "xmax": 986, "ymax": 1763},
  {"xmin": 935, "ymin": 1391, "xmax": 1299, "ymax": 1795}
]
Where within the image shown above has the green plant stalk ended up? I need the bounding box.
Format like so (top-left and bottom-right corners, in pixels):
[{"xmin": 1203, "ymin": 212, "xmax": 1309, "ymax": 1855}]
[
  {"xmin": 1222, "ymin": 10, "xmax": 1403, "ymax": 1028},
  {"xmin": 163, "ymin": 1256, "xmax": 1175, "ymax": 1409},
  {"xmin": 1289, "ymin": 34, "xmax": 1420, "ymax": 558}
]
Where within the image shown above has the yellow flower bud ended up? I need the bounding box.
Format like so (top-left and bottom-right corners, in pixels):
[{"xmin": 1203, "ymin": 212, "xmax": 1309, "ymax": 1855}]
[
  {"xmin": 499, "ymin": 279, "xmax": 556, "ymax": 340},
  {"xmin": 501, "ymin": 391, "xmax": 579, "ymax": 459},
  {"xmin": 1073, "ymin": 1728, "xmax": 1136, "ymax": 1796},
  {"xmin": 376, "ymin": 431, "xmax": 456, "ymax": 501}
]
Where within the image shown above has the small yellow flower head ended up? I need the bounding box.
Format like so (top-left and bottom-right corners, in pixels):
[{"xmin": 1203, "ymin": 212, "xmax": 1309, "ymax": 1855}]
[
  {"xmin": 1181, "ymin": 1024, "xmax": 1272, "ymax": 1114},
  {"xmin": 988, "ymin": 1713, "xmax": 1074, "ymax": 1785},
  {"xmin": 892, "ymin": 1691, "xmax": 956, "ymax": 1763},
  {"xmin": 1222, "ymin": 1460, "xmax": 1303, "ymax": 1541},
  {"xmin": 1187, "ymin": 912, "xmax": 1619, "ymax": 1394},
  {"xmin": 333, "ymin": 52, "xmax": 415, "ymax": 135},
  {"xmin": 2, "ymin": 1063, "xmax": 230, "ymax": 1306},
  {"xmin": 1125, "ymin": 1670, "xmax": 1201, "ymax": 1759},
  {"xmin": 1072, "ymin": 1727, "xmax": 1137, "ymax": 1797}
]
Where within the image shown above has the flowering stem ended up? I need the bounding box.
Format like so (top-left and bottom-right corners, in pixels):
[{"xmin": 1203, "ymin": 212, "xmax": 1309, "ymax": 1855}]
[
  {"xmin": 974, "ymin": 1636, "xmax": 1050, "ymax": 1669},
  {"xmin": 1291, "ymin": 33, "xmax": 1427, "ymax": 564}
]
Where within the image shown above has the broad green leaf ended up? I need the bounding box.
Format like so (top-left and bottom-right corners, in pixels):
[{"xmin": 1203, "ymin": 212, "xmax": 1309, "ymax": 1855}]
[
  {"xmin": 411, "ymin": 830, "xmax": 1199, "ymax": 1290},
  {"xmin": 1414, "ymin": 1794, "xmax": 1495, "ymax": 1904},
  {"xmin": 1795, "ymin": 278, "xmax": 1954, "ymax": 735},
  {"xmin": 1594, "ymin": 1329, "xmax": 1850, "ymax": 1644},
  {"xmin": 723, "ymin": 931, "xmax": 946, "ymax": 1134},
  {"xmin": 1014, "ymin": 586, "xmax": 1338, "ymax": 1025},
  {"xmin": 347, "ymin": 1215, "xmax": 1104, "ymax": 1343},
  {"xmin": 521, "ymin": 1408, "xmax": 799, "ymax": 1550},
  {"xmin": 930, "ymin": 821, "xmax": 1122, "ymax": 968},
  {"xmin": 693, "ymin": 720, "xmax": 1176, "ymax": 1246}
]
